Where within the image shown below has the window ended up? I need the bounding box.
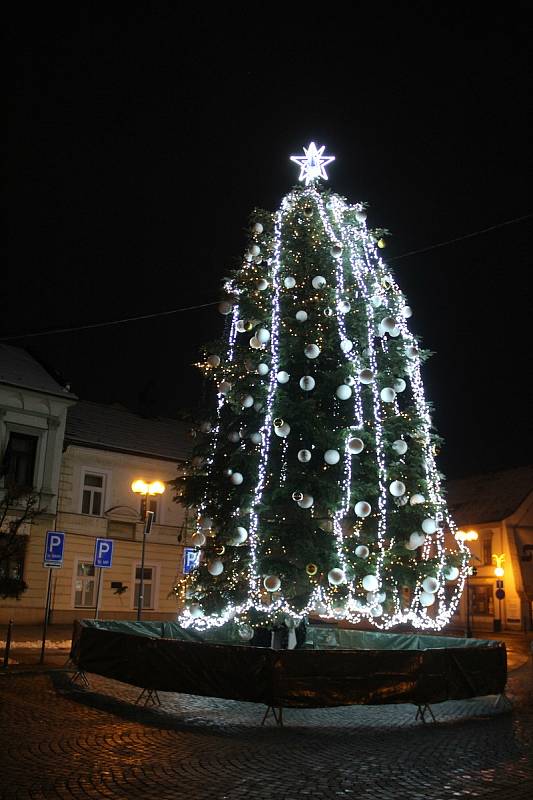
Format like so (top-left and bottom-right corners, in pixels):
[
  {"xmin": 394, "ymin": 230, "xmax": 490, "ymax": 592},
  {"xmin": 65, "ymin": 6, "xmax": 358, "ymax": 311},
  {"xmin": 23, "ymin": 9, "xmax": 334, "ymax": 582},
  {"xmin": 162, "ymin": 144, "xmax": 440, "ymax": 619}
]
[
  {"xmin": 81, "ymin": 472, "xmax": 105, "ymax": 515},
  {"xmin": 74, "ymin": 561, "xmax": 96, "ymax": 607},
  {"xmin": 482, "ymin": 535, "xmax": 493, "ymax": 566},
  {"xmin": 133, "ymin": 565, "xmax": 156, "ymax": 609},
  {"xmin": 2, "ymin": 433, "xmax": 38, "ymax": 489},
  {"xmin": 471, "ymin": 584, "xmax": 494, "ymax": 616}
]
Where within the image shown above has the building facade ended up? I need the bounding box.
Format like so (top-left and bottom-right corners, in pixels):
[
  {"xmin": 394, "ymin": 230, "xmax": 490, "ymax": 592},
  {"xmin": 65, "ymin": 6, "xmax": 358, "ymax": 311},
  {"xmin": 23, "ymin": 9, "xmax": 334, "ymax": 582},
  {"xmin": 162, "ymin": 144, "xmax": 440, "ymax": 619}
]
[
  {"xmin": 1, "ymin": 346, "xmax": 192, "ymax": 625},
  {"xmin": 447, "ymin": 466, "xmax": 533, "ymax": 632}
]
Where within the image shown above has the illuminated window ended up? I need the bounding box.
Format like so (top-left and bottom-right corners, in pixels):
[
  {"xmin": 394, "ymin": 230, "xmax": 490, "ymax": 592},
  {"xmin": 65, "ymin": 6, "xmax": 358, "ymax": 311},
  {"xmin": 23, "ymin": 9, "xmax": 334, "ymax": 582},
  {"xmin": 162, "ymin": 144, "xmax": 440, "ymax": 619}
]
[
  {"xmin": 471, "ymin": 585, "xmax": 494, "ymax": 616},
  {"xmin": 482, "ymin": 534, "xmax": 493, "ymax": 566},
  {"xmin": 74, "ymin": 561, "xmax": 96, "ymax": 607}
]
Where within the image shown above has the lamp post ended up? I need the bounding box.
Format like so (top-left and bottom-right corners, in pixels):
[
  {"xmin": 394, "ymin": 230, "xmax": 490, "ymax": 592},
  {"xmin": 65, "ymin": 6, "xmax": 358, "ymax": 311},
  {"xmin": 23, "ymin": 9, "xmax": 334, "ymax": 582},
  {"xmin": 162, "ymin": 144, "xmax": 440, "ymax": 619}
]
[
  {"xmin": 492, "ymin": 554, "xmax": 505, "ymax": 632},
  {"xmin": 131, "ymin": 479, "xmax": 165, "ymax": 620},
  {"xmin": 455, "ymin": 530, "xmax": 479, "ymax": 638}
]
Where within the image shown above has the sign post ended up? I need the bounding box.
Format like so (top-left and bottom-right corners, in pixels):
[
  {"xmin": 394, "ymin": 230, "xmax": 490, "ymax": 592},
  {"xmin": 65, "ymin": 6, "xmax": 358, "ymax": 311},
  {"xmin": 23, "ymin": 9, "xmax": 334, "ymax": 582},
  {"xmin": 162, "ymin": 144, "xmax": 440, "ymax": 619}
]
[
  {"xmin": 40, "ymin": 531, "xmax": 65, "ymax": 664},
  {"xmin": 93, "ymin": 538, "xmax": 114, "ymax": 619}
]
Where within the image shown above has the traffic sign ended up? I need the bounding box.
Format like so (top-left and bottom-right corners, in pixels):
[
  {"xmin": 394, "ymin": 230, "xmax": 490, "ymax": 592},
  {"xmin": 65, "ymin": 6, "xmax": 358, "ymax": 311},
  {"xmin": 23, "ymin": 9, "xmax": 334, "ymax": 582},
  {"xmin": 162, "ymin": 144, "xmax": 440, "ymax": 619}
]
[
  {"xmin": 495, "ymin": 588, "xmax": 505, "ymax": 600},
  {"xmin": 94, "ymin": 538, "xmax": 114, "ymax": 568},
  {"xmin": 44, "ymin": 531, "xmax": 65, "ymax": 567},
  {"xmin": 183, "ymin": 547, "xmax": 200, "ymax": 574}
]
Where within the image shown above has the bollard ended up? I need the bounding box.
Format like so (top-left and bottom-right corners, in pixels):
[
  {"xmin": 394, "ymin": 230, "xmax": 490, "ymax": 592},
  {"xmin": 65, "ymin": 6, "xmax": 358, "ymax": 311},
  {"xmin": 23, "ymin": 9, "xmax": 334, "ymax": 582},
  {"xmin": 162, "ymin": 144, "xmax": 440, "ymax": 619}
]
[{"xmin": 2, "ymin": 619, "xmax": 14, "ymax": 669}]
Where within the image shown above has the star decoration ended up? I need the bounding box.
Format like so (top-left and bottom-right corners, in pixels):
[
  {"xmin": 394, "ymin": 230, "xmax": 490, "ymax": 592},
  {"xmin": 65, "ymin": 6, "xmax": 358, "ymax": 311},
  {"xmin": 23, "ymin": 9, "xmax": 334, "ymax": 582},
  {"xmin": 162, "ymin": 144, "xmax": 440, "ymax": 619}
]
[{"xmin": 290, "ymin": 142, "xmax": 335, "ymax": 185}]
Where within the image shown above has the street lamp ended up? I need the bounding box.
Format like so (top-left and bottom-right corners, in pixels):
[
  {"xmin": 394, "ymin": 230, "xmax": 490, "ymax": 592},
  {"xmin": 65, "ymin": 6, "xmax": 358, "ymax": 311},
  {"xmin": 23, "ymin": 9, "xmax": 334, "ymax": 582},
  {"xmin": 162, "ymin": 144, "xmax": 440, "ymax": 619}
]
[
  {"xmin": 492, "ymin": 554, "xmax": 505, "ymax": 631},
  {"xmin": 455, "ymin": 530, "xmax": 479, "ymax": 637},
  {"xmin": 131, "ymin": 479, "xmax": 165, "ymax": 620}
]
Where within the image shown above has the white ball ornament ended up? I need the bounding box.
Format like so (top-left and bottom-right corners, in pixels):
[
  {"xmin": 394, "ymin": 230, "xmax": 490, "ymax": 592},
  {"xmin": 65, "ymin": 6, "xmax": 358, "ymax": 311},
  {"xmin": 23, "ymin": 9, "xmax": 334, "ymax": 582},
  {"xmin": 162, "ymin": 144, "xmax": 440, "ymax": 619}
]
[
  {"xmin": 250, "ymin": 432, "xmax": 262, "ymax": 445},
  {"xmin": 208, "ymin": 559, "xmax": 224, "ymax": 576},
  {"xmin": 230, "ymin": 472, "xmax": 244, "ymax": 485},
  {"xmin": 311, "ymin": 275, "xmax": 326, "ymax": 289},
  {"xmin": 228, "ymin": 431, "xmax": 241, "ymax": 442},
  {"xmin": 324, "ymin": 449, "xmax": 340, "ymax": 465},
  {"xmin": 344, "ymin": 376, "xmax": 356, "ymax": 386},
  {"xmin": 359, "ymin": 369, "xmax": 374, "ymax": 384},
  {"xmin": 370, "ymin": 295, "xmax": 382, "ymax": 308},
  {"xmin": 389, "ymin": 480, "xmax": 406, "ymax": 497},
  {"xmin": 404, "ymin": 541, "xmax": 417, "ymax": 551},
  {"xmin": 406, "ymin": 345, "xmax": 418, "ymax": 359},
  {"xmin": 389, "ymin": 327, "xmax": 401, "ymax": 338},
  {"xmin": 264, "ymin": 575, "xmax": 281, "ymax": 592},
  {"xmin": 218, "ymin": 380, "xmax": 232, "ymax": 395},
  {"xmin": 249, "ymin": 336, "xmax": 261, "ymax": 349},
  {"xmin": 299, "ymin": 376, "xmax": 315, "ymax": 391},
  {"xmin": 274, "ymin": 422, "xmax": 291, "ymax": 438},
  {"xmin": 409, "ymin": 532, "xmax": 426, "ymax": 548},
  {"xmin": 380, "ymin": 387, "xmax": 396, "ymax": 403},
  {"xmin": 242, "ymin": 395, "xmax": 254, "ymax": 408},
  {"xmin": 370, "ymin": 604, "xmax": 383, "ymax": 617},
  {"xmin": 253, "ymin": 402, "xmax": 263, "ymax": 412},
  {"xmin": 253, "ymin": 222, "xmax": 264, "ymax": 234},
  {"xmin": 328, "ymin": 568, "xmax": 345, "ymax": 586},
  {"xmin": 381, "ymin": 316, "xmax": 397, "ymax": 332},
  {"xmin": 298, "ymin": 449, "xmax": 312, "ymax": 463},
  {"xmin": 362, "ymin": 574, "xmax": 379, "ymax": 592},
  {"xmin": 257, "ymin": 363, "xmax": 269, "ymax": 375},
  {"xmin": 207, "ymin": 355, "xmax": 221, "ymax": 368},
  {"xmin": 348, "ymin": 437, "xmax": 364, "ymax": 454},
  {"xmin": 233, "ymin": 526, "xmax": 248, "ymax": 544},
  {"xmin": 304, "ymin": 344, "xmax": 320, "ymax": 359},
  {"xmin": 445, "ymin": 566, "xmax": 460, "ymax": 581},
  {"xmin": 410, "ymin": 493, "xmax": 426, "ymax": 506},
  {"xmin": 355, "ymin": 545, "xmax": 369, "ymax": 559},
  {"xmin": 393, "ymin": 378, "xmax": 406, "ymax": 393},
  {"xmin": 200, "ymin": 421, "xmax": 212, "ymax": 433},
  {"xmin": 244, "ymin": 252, "xmax": 253, "ymax": 262},
  {"xmin": 338, "ymin": 300, "xmax": 351, "ymax": 314},
  {"xmin": 355, "ymin": 501, "xmax": 371, "ymax": 518},
  {"xmin": 340, "ymin": 339, "xmax": 353, "ymax": 353},
  {"xmin": 218, "ymin": 301, "xmax": 233, "ymax": 315},
  {"xmin": 298, "ymin": 494, "xmax": 314, "ymax": 509},
  {"xmin": 189, "ymin": 604, "xmax": 204, "ymax": 619},
  {"xmin": 395, "ymin": 496, "xmax": 409, "ymax": 507},
  {"xmin": 191, "ymin": 532, "xmax": 206, "ymax": 547},
  {"xmin": 323, "ymin": 307, "xmax": 333, "ymax": 317},
  {"xmin": 402, "ymin": 306, "xmax": 413, "ymax": 319},
  {"xmin": 277, "ymin": 371, "xmax": 290, "ymax": 384},
  {"xmin": 257, "ymin": 328, "xmax": 270, "ymax": 344},
  {"xmin": 284, "ymin": 276, "xmax": 296, "ymax": 289},
  {"xmin": 335, "ymin": 384, "xmax": 352, "ymax": 400},
  {"xmin": 257, "ymin": 278, "xmax": 268, "ymax": 291},
  {"xmin": 295, "ymin": 310, "xmax": 308, "ymax": 323},
  {"xmin": 392, "ymin": 439, "xmax": 408, "ymax": 455},
  {"xmin": 355, "ymin": 210, "xmax": 367, "ymax": 222},
  {"xmin": 236, "ymin": 319, "xmax": 247, "ymax": 332},
  {"xmin": 250, "ymin": 244, "xmax": 260, "ymax": 257},
  {"xmin": 422, "ymin": 577, "xmax": 440, "ymax": 594},
  {"xmin": 421, "ymin": 518, "xmax": 438, "ymax": 535},
  {"xmin": 330, "ymin": 243, "xmax": 343, "ymax": 257},
  {"xmin": 420, "ymin": 592, "xmax": 436, "ymax": 607}
]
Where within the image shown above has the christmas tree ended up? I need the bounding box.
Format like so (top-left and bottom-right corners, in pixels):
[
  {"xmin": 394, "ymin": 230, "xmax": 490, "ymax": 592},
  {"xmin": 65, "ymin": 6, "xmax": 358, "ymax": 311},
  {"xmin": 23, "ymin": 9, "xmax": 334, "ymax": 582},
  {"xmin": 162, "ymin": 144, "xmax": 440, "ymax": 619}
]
[{"xmin": 175, "ymin": 143, "xmax": 468, "ymax": 632}]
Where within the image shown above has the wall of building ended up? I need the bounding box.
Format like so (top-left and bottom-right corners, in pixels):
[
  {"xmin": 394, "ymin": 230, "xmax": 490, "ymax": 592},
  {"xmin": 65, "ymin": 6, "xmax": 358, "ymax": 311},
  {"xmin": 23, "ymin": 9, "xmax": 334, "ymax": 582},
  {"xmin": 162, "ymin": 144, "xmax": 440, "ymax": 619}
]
[{"xmin": 0, "ymin": 443, "xmax": 191, "ymax": 625}]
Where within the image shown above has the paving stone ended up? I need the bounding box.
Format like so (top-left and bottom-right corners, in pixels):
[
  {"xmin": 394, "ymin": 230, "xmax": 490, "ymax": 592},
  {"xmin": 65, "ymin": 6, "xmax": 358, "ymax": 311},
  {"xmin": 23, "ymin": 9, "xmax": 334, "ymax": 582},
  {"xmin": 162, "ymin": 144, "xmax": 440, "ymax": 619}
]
[{"xmin": 0, "ymin": 658, "xmax": 532, "ymax": 799}]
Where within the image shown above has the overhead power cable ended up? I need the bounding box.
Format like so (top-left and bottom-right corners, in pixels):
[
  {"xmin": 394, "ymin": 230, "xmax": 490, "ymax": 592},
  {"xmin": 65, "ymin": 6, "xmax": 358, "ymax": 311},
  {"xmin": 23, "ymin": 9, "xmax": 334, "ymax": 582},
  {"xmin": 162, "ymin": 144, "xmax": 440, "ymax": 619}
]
[{"xmin": 1, "ymin": 211, "xmax": 531, "ymax": 342}]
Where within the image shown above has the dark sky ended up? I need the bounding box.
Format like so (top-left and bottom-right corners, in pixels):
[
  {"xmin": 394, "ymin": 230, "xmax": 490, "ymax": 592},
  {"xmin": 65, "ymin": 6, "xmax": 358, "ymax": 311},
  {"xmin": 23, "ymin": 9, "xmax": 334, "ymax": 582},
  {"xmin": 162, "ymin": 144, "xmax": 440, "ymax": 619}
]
[{"xmin": 6, "ymin": 4, "xmax": 532, "ymax": 479}]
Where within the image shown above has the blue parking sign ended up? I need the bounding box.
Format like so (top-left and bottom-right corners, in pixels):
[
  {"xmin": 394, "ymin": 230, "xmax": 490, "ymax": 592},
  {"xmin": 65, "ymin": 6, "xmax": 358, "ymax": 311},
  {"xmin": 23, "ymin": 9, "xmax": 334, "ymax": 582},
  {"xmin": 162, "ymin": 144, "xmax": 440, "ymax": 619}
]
[
  {"xmin": 183, "ymin": 547, "xmax": 200, "ymax": 574},
  {"xmin": 44, "ymin": 531, "xmax": 65, "ymax": 567},
  {"xmin": 94, "ymin": 538, "xmax": 114, "ymax": 568}
]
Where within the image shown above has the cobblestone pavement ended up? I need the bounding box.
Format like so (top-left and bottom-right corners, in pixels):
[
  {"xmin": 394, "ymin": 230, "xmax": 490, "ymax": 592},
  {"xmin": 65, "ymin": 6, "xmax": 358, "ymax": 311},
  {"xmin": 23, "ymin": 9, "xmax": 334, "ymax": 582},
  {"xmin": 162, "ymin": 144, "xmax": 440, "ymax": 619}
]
[{"xmin": 1, "ymin": 657, "xmax": 532, "ymax": 800}]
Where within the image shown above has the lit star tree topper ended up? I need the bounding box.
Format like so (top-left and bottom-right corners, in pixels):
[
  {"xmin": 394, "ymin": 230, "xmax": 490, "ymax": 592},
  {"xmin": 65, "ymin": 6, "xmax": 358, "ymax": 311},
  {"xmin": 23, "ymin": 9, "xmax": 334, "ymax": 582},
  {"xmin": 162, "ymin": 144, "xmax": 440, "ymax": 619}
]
[{"xmin": 290, "ymin": 141, "xmax": 335, "ymax": 185}]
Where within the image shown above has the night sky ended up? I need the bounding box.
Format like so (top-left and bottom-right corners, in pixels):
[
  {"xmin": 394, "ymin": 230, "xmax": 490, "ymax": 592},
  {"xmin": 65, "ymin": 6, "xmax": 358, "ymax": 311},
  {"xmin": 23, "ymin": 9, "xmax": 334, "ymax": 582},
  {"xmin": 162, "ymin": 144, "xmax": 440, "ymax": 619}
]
[{"xmin": 6, "ymin": 4, "xmax": 532, "ymax": 479}]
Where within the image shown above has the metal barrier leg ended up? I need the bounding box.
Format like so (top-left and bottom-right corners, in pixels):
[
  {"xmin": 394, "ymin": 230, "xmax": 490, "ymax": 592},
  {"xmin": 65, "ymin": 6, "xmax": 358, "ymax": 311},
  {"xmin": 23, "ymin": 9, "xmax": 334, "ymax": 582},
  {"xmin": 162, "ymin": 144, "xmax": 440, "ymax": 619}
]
[
  {"xmin": 261, "ymin": 705, "xmax": 284, "ymax": 727},
  {"xmin": 135, "ymin": 687, "xmax": 161, "ymax": 706},
  {"xmin": 415, "ymin": 703, "xmax": 436, "ymax": 724},
  {"xmin": 70, "ymin": 670, "xmax": 90, "ymax": 688},
  {"xmin": 2, "ymin": 619, "xmax": 14, "ymax": 669}
]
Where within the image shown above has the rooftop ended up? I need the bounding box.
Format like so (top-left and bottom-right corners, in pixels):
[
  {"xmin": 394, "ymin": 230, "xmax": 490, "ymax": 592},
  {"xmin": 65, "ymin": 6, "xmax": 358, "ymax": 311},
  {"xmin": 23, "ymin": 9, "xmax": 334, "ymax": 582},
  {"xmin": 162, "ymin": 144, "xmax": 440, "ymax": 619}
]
[
  {"xmin": 0, "ymin": 344, "xmax": 77, "ymax": 400},
  {"xmin": 447, "ymin": 465, "xmax": 533, "ymax": 525},
  {"xmin": 65, "ymin": 400, "xmax": 191, "ymax": 462}
]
